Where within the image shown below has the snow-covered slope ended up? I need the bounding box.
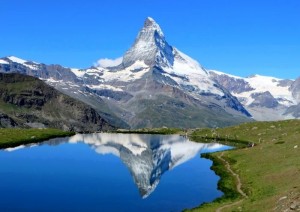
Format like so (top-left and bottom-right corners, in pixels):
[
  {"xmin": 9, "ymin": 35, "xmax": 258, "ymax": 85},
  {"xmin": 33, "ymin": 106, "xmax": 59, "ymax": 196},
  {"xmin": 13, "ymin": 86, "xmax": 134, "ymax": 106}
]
[{"xmin": 210, "ymin": 70, "xmax": 298, "ymax": 120}]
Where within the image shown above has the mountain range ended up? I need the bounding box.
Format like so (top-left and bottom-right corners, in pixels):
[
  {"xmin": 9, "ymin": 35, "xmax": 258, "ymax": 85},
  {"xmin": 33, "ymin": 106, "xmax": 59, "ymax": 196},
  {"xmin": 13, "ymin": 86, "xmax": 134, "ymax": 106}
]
[
  {"xmin": 0, "ymin": 17, "xmax": 299, "ymax": 130},
  {"xmin": 210, "ymin": 71, "xmax": 300, "ymax": 120}
]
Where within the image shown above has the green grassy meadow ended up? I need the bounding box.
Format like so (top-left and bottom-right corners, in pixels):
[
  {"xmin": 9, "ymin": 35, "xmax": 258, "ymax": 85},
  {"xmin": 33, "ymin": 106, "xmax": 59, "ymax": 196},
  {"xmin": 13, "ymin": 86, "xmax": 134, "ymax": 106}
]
[{"xmin": 188, "ymin": 119, "xmax": 300, "ymax": 211}]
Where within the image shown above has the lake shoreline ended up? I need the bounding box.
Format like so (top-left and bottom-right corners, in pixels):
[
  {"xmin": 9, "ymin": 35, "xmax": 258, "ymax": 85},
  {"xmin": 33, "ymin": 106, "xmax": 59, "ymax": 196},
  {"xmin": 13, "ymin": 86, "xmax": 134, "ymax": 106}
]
[
  {"xmin": 0, "ymin": 128, "xmax": 234, "ymax": 211},
  {"xmin": 0, "ymin": 128, "xmax": 75, "ymax": 149},
  {"xmin": 0, "ymin": 130, "xmax": 226, "ymax": 211}
]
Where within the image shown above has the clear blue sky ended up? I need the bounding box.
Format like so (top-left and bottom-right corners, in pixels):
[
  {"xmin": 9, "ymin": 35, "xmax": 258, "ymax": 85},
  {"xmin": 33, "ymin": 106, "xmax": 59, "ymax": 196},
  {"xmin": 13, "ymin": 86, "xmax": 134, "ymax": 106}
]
[{"xmin": 1, "ymin": 0, "xmax": 299, "ymax": 79}]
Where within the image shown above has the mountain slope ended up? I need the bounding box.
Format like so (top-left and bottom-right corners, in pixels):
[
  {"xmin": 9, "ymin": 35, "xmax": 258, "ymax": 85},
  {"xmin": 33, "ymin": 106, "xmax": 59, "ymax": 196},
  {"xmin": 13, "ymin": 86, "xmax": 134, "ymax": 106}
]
[
  {"xmin": 209, "ymin": 70, "xmax": 299, "ymax": 120},
  {"xmin": 0, "ymin": 56, "xmax": 129, "ymax": 129},
  {"xmin": 0, "ymin": 73, "xmax": 113, "ymax": 132}
]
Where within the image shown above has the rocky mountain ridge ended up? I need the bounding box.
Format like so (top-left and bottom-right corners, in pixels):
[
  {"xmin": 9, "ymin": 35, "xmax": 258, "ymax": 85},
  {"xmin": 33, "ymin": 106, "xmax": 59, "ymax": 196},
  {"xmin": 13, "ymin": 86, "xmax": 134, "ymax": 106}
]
[
  {"xmin": 209, "ymin": 70, "xmax": 300, "ymax": 120},
  {"xmin": 0, "ymin": 73, "xmax": 113, "ymax": 132}
]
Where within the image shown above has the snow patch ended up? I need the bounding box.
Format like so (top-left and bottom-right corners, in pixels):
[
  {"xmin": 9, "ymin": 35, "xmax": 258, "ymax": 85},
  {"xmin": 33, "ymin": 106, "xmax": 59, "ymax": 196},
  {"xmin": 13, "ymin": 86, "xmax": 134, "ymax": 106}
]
[
  {"xmin": 46, "ymin": 78, "xmax": 61, "ymax": 83},
  {"xmin": 6, "ymin": 56, "xmax": 40, "ymax": 70},
  {"xmin": 101, "ymin": 60, "xmax": 149, "ymax": 82},
  {"xmin": 71, "ymin": 68, "xmax": 85, "ymax": 77},
  {"xmin": 7, "ymin": 56, "xmax": 27, "ymax": 64},
  {"xmin": 173, "ymin": 49, "xmax": 207, "ymax": 75},
  {"xmin": 162, "ymin": 50, "xmax": 224, "ymax": 96},
  {"xmin": 88, "ymin": 84, "xmax": 123, "ymax": 92},
  {"xmin": 125, "ymin": 60, "xmax": 148, "ymax": 71},
  {"xmin": 0, "ymin": 59, "xmax": 9, "ymax": 64}
]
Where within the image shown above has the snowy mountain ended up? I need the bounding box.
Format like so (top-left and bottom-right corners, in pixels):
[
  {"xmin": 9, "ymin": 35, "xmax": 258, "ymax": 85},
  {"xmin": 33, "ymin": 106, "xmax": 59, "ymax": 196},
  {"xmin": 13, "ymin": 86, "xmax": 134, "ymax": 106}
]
[
  {"xmin": 70, "ymin": 17, "xmax": 251, "ymax": 128},
  {"xmin": 0, "ymin": 17, "xmax": 254, "ymax": 129},
  {"xmin": 209, "ymin": 70, "xmax": 300, "ymax": 120}
]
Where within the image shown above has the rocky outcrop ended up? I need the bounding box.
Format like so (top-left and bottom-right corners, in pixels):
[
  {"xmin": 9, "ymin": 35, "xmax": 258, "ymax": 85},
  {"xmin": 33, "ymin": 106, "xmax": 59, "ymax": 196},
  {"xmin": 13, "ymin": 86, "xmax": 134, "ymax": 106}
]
[
  {"xmin": 0, "ymin": 73, "xmax": 114, "ymax": 132},
  {"xmin": 290, "ymin": 77, "xmax": 300, "ymax": 102},
  {"xmin": 0, "ymin": 113, "xmax": 18, "ymax": 128},
  {"xmin": 209, "ymin": 71, "xmax": 254, "ymax": 94},
  {"xmin": 249, "ymin": 91, "xmax": 279, "ymax": 108}
]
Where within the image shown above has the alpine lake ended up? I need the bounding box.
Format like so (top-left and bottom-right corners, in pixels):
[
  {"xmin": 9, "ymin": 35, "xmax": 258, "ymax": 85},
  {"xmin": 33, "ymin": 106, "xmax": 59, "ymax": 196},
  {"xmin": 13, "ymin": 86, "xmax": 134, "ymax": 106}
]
[{"xmin": 0, "ymin": 133, "xmax": 232, "ymax": 212}]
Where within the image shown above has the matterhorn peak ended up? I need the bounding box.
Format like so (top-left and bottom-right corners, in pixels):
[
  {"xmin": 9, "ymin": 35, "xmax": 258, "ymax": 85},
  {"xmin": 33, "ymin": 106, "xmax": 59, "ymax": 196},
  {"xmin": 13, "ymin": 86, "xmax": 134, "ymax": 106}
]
[
  {"xmin": 122, "ymin": 17, "xmax": 173, "ymax": 68},
  {"xmin": 143, "ymin": 17, "xmax": 164, "ymax": 37}
]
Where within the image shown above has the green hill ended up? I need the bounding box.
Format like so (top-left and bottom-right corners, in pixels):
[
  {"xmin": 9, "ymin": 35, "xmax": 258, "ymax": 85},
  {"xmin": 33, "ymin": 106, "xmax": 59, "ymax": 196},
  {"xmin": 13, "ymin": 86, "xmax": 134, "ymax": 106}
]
[{"xmin": 189, "ymin": 120, "xmax": 300, "ymax": 211}]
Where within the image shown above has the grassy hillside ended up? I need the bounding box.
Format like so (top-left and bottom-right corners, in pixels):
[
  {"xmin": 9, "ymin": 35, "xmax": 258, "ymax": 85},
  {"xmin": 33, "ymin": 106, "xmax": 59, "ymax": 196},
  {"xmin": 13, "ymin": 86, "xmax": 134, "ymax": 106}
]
[
  {"xmin": 188, "ymin": 120, "xmax": 300, "ymax": 211},
  {"xmin": 0, "ymin": 128, "xmax": 74, "ymax": 149}
]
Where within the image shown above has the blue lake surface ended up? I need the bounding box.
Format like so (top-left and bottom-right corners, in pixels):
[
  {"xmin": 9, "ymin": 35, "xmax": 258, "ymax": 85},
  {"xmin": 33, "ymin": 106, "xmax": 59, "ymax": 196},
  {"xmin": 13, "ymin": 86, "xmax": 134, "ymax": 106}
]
[{"xmin": 0, "ymin": 133, "xmax": 231, "ymax": 212}]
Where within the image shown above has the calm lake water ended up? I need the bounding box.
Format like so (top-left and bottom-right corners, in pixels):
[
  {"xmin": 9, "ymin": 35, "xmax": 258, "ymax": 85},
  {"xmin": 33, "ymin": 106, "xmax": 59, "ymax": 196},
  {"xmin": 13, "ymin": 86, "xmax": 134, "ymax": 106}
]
[{"xmin": 0, "ymin": 133, "xmax": 231, "ymax": 212}]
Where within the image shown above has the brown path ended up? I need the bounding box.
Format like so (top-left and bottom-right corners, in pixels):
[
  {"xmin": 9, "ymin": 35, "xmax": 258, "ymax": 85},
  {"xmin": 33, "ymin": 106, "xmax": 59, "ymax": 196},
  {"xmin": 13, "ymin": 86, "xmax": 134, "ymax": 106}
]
[{"xmin": 216, "ymin": 152, "xmax": 247, "ymax": 212}]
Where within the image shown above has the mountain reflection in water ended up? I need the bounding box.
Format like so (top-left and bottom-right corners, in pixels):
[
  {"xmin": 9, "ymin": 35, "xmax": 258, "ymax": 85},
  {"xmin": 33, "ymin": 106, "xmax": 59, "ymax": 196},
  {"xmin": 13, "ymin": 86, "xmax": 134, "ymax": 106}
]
[{"xmin": 6, "ymin": 133, "xmax": 226, "ymax": 198}]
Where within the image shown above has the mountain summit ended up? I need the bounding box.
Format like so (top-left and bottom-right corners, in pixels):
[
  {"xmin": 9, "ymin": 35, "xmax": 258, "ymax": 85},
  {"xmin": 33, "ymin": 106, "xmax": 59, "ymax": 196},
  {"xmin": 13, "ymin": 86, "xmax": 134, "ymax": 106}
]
[
  {"xmin": 0, "ymin": 17, "xmax": 253, "ymax": 129},
  {"xmin": 122, "ymin": 17, "xmax": 174, "ymax": 68}
]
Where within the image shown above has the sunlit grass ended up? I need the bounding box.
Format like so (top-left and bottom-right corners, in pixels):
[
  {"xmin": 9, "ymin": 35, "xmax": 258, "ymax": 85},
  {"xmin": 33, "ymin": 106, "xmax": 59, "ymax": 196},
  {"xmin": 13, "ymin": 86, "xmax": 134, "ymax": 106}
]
[
  {"xmin": 0, "ymin": 128, "xmax": 75, "ymax": 149},
  {"xmin": 188, "ymin": 119, "xmax": 300, "ymax": 211}
]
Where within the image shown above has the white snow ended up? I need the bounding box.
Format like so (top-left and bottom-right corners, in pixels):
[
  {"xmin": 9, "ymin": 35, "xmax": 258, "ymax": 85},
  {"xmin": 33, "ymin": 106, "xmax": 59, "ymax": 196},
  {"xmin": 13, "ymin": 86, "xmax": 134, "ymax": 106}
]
[
  {"xmin": 24, "ymin": 63, "xmax": 39, "ymax": 70},
  {"xmin": 7, "ymin": 56, "xmax": 27, "ymax": 64},
  {"xmin": 101, "ymin": 60, "xmax": 149, "ymax": 82},
  {"xmin": 173, "ymin": 49, "xmax": 207, "ymax": 75},
  {"xmin": 144, "ymin": 17, "xmax": 164, "ymax": 37},
  {"xmin": 46, "ymin": 78, "xmax": 61, "ymax": 83},
  {"xmin": 0, "ymin": 59, "xmax": 9, "ymax": 64},
  {"xmin": 245, "ymin": 75, "xmax": 295, "ymax": 106},
  {"xmin": 71, "ymin": 68, "xmax": 86, "ymax": 77},
  {"xmin": 88, "ymin": 84, "xmax": 123, "ymax": 92},
  {"xmin": 162, "ymin": 49, "xmax": 224, "ymax": 96},
  {"xmin": 211, "ymin": 70, "xmax": 296, "ymax": 107},
  {"xmin": 6, "ymin": 56, "xmax": 40, "ymax": 70}
]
